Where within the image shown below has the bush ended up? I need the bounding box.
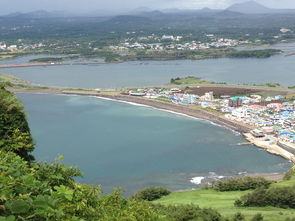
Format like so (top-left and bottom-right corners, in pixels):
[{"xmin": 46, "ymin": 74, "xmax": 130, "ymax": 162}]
[
  {"xmin": 235, "ymin": 186, "xmax": 295, "ymax": 209},
  {"xmin": 153, "ymin": 204, "xmax": 224, "ymax": 221},
  {"xmin": 251, "ymin": 213, "xmax": 263, "ymax": 221},
  {"xmin": 233, "ymin": 212, "xmax": 245, "ymax": 221},
  {"xmin": 131, "ymin": 186, "xmax": 171, "ymax": 201},
  {"xmin": 213, "ymin": 177, "xmax": 273, "ymax": 192}
]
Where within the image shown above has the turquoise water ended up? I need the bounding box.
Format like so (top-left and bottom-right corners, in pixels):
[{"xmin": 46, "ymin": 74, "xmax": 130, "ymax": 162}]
[{"xmin": 18, "ymin": 93, "xmax": 291, "ymax": 195}]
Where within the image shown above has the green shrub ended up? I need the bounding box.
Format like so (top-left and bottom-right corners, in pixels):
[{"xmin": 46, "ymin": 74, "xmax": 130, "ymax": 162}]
[
  {"xmin": 235, "ymin": 186, "xmax": 295, "ymax": 209},
  {"xmin": 233, "ymin": 212, "xmax": 245, "ymax": 221},
  {"xmin": 131, "ymin": 186, "xmax": 171, "ymax": 201},
  {"xmin": 213, "ymin": 177, "xmax": 273, "ymax": 192},
  {"xmin": 153, "ymin": 204, "xmax": 224, "ymax": 221},
  {"xmin": 251, "ymin": 214, "xmax": 263, "ymax": 221}
]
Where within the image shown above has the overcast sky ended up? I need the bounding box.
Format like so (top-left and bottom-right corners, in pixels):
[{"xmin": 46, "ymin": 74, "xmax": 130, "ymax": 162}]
[{"xmin": 1, "ymin": 0, "xmax": 295, "ymax": 15}]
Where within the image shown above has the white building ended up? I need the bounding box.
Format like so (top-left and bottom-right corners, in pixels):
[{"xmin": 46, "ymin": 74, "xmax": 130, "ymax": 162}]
[
  {"xmin": 200, "ymin": 91, "xmax": 214, "ymax": 101},
  {"xmin": 231, "ymin": 107, "xmax": 249, "ymax": 119}
]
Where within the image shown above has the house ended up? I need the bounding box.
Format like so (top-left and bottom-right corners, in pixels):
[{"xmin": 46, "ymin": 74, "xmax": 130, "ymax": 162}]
[
  {"xmin": 251, "ymin": 129, "xmax": 265, "ymax": 137},
  {"xmin": 229, "ymin": 97, "xmax": 242, "ymax": 107}
]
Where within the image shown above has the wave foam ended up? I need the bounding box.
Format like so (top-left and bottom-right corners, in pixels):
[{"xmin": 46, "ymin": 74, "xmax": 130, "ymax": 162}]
[{"xmin": 190, "ymin": 177, "xmax": 205, "ymax": 185}]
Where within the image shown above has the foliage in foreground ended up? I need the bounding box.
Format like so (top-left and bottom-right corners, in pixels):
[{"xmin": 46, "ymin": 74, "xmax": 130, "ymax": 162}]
[
  {"xmin": 212, "ymin": 177, "xmax": 274, "ymax": 192},
  {"xmin": 0, "ymin": 151, "xmax": 158, "ymax": 220}
]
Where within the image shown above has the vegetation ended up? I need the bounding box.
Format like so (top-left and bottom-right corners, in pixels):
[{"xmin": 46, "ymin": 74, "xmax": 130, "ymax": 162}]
[
  {"xmin": 29, "ymin": 57, "xmax": 64, "ymax": 63},
  {"xmin": 170, "ymin": 76, "xmax": 228, "ymax": 86},
  {"xmin": 0, "ymin": 151, "xmax": 160, "ymax": 220},
  {"xmin": 234, "ymin": 167, "xmax": 295, "ymax": 209},
  {"xmin": 0, "ymin": 86, "xmax": 34, "ymax": 161},
  {"xmin": 156, "ymin": 171, "xmax": 295, "ymax": 221},
  {"xmin": 153, "ymin": 204, "xmax": 224, "ymax": 221},
  {"xmin": 229, "ymin": 49, "xmax": 281, "ymax": 58},
  {"xmin": 212, "ymin": 177, "xmax": 274, "ymax": 192},
  {"xmin": 0, "ymin": 74, "xmax": 31, "ymax": 86},
  {"xmin": 283, "ymin": 166, "xmax": 295, "ymax": 181},
  {"xmin": 235, "ymin": 186, "xmax": 295, "ymax": 209},
  {"xmin": 128, "ymin": 49, "xmax": 280, "ymax": 62},
  {"xmin": 156, "ymin": 188, "xmax": 295, "ymax": 220},
  {"xmin": 256, "ymin": 83, "xmax": 282, "ymax": 88},
  {"xmin": 170, "ymin": 76, "xmax": 212, "ymax": 85},
  {"xmin": 155, "ymin": 96, "xmax": 173, "ymax": 103},
  {"xmin": 131, "ymin": 187, "xmax": 171, "ymax": 201}
]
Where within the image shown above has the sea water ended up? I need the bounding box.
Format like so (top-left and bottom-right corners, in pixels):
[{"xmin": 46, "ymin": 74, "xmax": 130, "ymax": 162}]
[{"xmin": 18, "ymin": 93, "xmax": 291, "ymax": 195}]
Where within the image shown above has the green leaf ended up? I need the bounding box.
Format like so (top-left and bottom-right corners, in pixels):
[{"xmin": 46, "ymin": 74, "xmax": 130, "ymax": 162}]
[
  {"xmin": 0, "ymin": 216, "xmax": 15, "ymax": 221},
  {"xmin": 54, "ymin": 185, "xmax": 74, "ymax": 201},
  {"xmin": 6, "ymin": 200, "xmax": 30, "ymax": 214},
  {"xmin": 33, "ymin": 195, "xmax": 57, "ymax": 211}
]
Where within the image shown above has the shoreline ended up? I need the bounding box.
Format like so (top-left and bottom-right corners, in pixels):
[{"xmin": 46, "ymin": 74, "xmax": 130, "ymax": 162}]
[{"xmin": 12, "ymin": 88, "xmax": 295, "ymax": 164}]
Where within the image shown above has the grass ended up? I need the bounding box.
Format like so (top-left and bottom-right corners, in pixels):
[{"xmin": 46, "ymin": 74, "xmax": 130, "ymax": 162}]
[
  {"xmin": 99, "ymin": 91, "xmax": 121, "ymax": 95},
  {"xmin": 156, "ymin": 170, "xmax": 295, "ymax": 220},
  {"xmin": 0, "ymin": 73, "xmax": 30, "ymax": 85},
  {"xmin": 155, "ymin": 188, "xmax": 295, "ymax": 220},
  {"xmin": 270, "ymin": 175, "xmax": 295, "ymax": 188},
  {"xmin": 0, "ymin": 55, "xmax": 14, "ymax": 60},
  {"xmin": 155, "ymin": 96, "xmax": 173, "ymax": 103},
  {"xmin": 255, "ymin": 91, "xmax": 288, "ymax": 98},
  {"xmin": 170, "ymin": 76, "xmax": 213, "ymax": 85},
  {"xmin": 191, "ymin": 105, "xmax": 223, "ymax": 115},
  {"xmin": 286, "ymin": 93, "xmax": 295, "ymax": 100}
]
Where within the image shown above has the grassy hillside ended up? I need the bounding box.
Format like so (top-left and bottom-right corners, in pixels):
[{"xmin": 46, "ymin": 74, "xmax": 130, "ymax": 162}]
[{"xmin": 156, "ymin": 176, "xmax": 295, "ymax": 220}]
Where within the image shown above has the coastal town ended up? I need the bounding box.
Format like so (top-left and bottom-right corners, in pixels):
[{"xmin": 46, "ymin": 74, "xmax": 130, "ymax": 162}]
[
  {"xmin": 109, "ymin": 34, "xmax": 250, "ymax": 51},
  {"xmin": 125, "ymin": 85, "xmax": 295, "ymax": 161}
]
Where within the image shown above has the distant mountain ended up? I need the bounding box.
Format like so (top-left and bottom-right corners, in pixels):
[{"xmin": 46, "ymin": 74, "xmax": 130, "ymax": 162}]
[
  {"xmin": 227, "ymin": 1, "xmax": 295, "ymax": 14},
  {"xmin": 3, "ymin": 10, "xmax": 70, "ymax": 18},
  {"xmin": 217, "ymin": 10, "xmax": 244, "ymax": 17},
  {"xmin": 160, "ymin": 7, "xmax": 222, "ymax": 16},
  {"xmin": 227, "ymin": 1, "xmax": 271, "ymax": 14}
]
